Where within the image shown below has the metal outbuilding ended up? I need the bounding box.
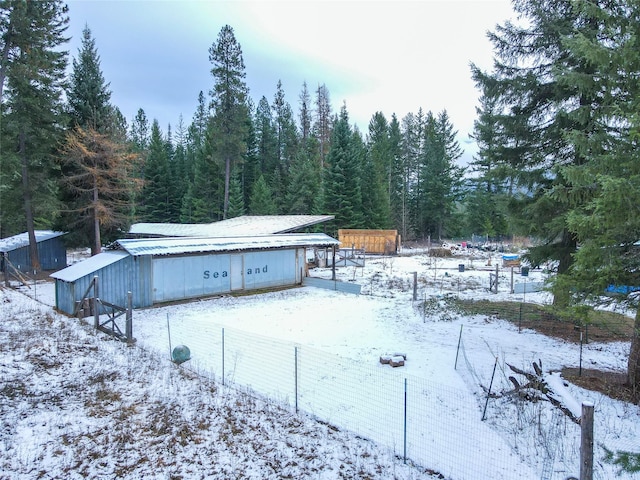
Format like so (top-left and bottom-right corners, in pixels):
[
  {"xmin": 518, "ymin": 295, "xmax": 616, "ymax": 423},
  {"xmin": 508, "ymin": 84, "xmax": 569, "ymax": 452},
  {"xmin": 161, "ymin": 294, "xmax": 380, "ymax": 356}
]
[
  {"xmin": 51, "ymin": 233, "xmax": 340, "ymax": 315},
  {"xmin": 0, "ymin": 230, "xmax": 67, "ymax": 275}
]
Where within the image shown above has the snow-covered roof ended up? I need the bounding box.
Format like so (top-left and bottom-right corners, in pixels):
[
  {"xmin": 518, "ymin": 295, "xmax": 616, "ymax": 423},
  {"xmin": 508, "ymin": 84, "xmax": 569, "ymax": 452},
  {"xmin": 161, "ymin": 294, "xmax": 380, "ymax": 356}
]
[
  {"xmin": 128, "ymin": 215, "xmax": 334, "ymax": 238},
  {"xmin": 113, "ymin": 233, "xmax": 340, "ymax": 257},
  {"xmin": 0, "ymin": 230, "xmax": 65, "ymax": 253},
  {"xmin": 50, "ymin": 251, "xmax": 129, "ymax": 282}
]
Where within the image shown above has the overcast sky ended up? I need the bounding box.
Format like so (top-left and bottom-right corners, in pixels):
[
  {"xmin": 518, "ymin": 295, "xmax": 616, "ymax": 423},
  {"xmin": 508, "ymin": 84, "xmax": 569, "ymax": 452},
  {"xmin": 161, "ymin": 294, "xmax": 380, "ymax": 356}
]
[{"xmin": 65, "ymin": 0, "xmax": 516, "ymax": 164}]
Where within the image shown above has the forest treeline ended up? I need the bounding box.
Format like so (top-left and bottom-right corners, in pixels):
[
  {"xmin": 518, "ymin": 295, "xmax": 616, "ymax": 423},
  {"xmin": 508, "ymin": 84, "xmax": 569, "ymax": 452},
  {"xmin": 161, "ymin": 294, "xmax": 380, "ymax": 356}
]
[
  {"xmin": 3, "ymin": 0, "xmax": 640, "ymax": 459},
  {"xmin": 1, "ymin": 2, "xmax": 484, "ymax": 254}
]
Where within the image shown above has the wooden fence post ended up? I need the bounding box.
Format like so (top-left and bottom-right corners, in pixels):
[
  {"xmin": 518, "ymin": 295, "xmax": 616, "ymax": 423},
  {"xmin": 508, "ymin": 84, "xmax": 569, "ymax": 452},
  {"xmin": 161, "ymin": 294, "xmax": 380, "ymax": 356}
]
[
  {"xmin": 92, "ymin": 276, "xmax": 99, "ymax": 329},
  {"xmin": 126, "ymin": 291, "xmax": 133, "ymax": 342},
  {"xmin": 580, "ymin": 401, "xmax": 594, "ymax": 480}
]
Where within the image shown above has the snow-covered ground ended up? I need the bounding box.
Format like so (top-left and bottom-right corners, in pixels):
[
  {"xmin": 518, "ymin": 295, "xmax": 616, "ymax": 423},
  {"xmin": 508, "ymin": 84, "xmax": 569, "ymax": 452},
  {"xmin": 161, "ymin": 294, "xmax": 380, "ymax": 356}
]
[{"xmin": 5, "ymin": 247, "xmax": 640, "ymax": 479}]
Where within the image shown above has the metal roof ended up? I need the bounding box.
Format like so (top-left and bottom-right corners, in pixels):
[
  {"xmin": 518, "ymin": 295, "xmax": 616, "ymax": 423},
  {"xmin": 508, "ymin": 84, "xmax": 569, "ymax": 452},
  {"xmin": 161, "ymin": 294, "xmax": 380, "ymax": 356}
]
[
  {"xmin": 113, "ymin": 233, "xmax": 340, "ymax": 257},
  {"xmin": 0, "ymin": 230, "xmax": 65, "ymax": 253},
  {"xmin": 50, "ymin": 251, "xmax": 129, "ymax": 282},
  {"xmin": 128, "ymin": 215, "xmax": 334, "ymax": 238}
]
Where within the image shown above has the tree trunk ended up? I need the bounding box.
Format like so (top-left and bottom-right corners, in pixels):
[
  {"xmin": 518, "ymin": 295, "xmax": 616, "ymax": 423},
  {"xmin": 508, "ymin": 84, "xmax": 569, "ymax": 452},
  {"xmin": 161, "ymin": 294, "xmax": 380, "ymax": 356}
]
[
  {"xmin": 628, "ymin": 308, "xmax": 640, "ymax": 396},
  {"xmin": 223, "ymin": 156, "xmax": 230, "ymax": 220},
  {"xmin": 20, "ymin": 129, "xmax": 41, "ymax": 272},
  {"xmin": 553, "ymin": 228, "xmax": 577, "ymax": 307},
  {"xmin": 92, "ymin": 177, "xmax": 101, "ymax": 255}
]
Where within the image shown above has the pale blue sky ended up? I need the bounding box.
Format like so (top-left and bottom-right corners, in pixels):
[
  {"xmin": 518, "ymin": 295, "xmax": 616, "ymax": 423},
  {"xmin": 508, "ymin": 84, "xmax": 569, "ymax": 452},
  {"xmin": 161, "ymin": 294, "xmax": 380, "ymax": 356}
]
[{"xmin": 65, "ymin": 0, "xmax": 515, "ymax": 162}]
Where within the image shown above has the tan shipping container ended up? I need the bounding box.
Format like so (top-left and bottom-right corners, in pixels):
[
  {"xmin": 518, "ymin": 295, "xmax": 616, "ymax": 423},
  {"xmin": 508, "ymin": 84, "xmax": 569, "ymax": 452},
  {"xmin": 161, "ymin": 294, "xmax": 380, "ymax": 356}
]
[{"xmin": 338, "ymin": 229, "xmax": 400, "ymax": 255}]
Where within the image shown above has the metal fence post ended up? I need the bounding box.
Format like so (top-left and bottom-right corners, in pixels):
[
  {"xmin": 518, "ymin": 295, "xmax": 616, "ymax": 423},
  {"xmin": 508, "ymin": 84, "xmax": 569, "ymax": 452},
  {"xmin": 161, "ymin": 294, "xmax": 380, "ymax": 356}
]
[
  {"xmin": 294, "ymin": 346, "xmax": 299, "ymax": 414},
  {"xmin": 580, "ymin": 401, "xmax": 594, "ymax": 480},
  {"xmin": 222, "ymin": 327, "xmax": 225, "ymax": 386},
  {"xmin": 403, "ymin": 378, "xmax": 408, "ymax": 464}
]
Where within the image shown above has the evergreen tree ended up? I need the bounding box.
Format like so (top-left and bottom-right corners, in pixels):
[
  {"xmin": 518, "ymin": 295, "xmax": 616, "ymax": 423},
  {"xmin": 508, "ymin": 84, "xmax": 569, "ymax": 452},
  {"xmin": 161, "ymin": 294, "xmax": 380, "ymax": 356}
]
[
  {"xmin": 323, "ymin": 105, "xmax": 363, "ymax": 231},
  {"xmin": 471, "ymin": 0, "xmax": 608, "ymax": 303},
  {"xmin": 58, "ymin": 21, "xmax": 132, "ymax": 248},
  {"xmin": 129, "ymin": 108, "xmax": 150, "ymax": 153},
  {"xmin": 364, "ymin": 112, "xmax": 392, "ymax": 228},
  {"xmin": 254, "ymin": 96, "xmax": 277, "ymax": 177},
  {"xmin": 181, "ymin": 92, "xmax": 217, "ymax": 223},
  {"xmin": 226, "ymin": 171, "xmax": 245, "ymax": 218},
  {"xmin": 387, "ymin": 114, "xmax": 405, "ymax": 236},
  {"xmin": 271, "ymin": 79, "xmax": 298, "ymax": 211},
  {"xmin": 139, "ymin": 120, "xmax": 171, "ymax": 222},
  {"xmin": 249, "ymin": 174, "xmax": 277, "ymax": 215},
  {"xmin": 67, "ymin": 25, "xmax": 111, "ymax": 131},
  {"xmin": 415, "ymin": 110, "xmax": 463, "ymax": 240},
  {"xmin": 548, "ymin": 0, "xmax": 640, "ymax": 396},
  {"xmin": 313, "ymin": 83, "xmax": 332, "ymax": 167},
  {"xmin": 285, "ymin": 150, "xmax": 321, "ymax": 214},
  {"xmin": 400, "ymin": 111, "xmax": 423, "ymax": 240},
  {"xmin": 298, "ymin": 81, "xmax": 312, "ymax": 145},
  {"xmin": 0, "ymin": 0, "xmax": 68, "ymax": 269},
  {"xmin": 209, "ymin": 24, "xmax": 249, "ymax": 219}
]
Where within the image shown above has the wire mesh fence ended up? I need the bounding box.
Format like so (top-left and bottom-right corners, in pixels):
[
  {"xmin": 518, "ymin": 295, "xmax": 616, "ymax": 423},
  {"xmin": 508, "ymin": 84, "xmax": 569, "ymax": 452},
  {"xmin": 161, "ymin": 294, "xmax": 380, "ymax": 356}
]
[{"xmin": 138, "ymin": 316, "xmax": 543, "ymax": 479}]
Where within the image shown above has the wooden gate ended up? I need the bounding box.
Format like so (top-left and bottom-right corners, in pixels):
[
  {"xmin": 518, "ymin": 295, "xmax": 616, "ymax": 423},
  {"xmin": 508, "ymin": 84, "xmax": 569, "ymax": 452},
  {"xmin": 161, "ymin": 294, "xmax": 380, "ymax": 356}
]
[{"xmin": 74, "ymin": 275, "xmax": 133, "ymax": 343}]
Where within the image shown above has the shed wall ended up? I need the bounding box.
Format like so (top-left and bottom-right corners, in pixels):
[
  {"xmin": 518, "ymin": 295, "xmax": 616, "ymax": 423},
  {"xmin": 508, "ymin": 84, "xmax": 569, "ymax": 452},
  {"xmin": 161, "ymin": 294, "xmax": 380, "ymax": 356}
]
[
  {"xmin": 151, "ymin": 248, "xmax": 302, "ymax": 303},
  {"xmin": 54, "ymin": 255, "xmax": 149, "ymax": 315},
  {"xmin": 3, "ymin": 237, "xmax": 67, "ymax": 273}
]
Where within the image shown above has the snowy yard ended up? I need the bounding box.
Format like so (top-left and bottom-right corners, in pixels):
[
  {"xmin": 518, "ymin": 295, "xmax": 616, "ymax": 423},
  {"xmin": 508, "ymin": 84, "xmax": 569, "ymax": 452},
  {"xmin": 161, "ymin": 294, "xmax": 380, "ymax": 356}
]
[{"xmin": 3, "ymin": 247, "xmax": 639, "ymax": 479}]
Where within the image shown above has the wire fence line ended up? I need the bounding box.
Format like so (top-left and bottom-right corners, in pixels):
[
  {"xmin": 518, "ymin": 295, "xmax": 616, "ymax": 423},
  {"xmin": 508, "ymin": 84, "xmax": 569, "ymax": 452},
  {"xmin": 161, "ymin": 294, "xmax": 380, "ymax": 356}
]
[{"xmin": 136, "ymin": 316, "xmax": 538, "ymax": 480}]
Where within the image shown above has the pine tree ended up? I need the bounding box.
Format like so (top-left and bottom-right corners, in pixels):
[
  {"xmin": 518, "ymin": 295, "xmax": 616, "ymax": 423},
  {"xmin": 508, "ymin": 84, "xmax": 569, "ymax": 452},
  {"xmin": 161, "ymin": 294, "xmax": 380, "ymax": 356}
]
[
  {"xmin": 400, "ymin": 111, "xmax": 423, "ymax": 240},
  {"xmin": 139, "ymin": 120, "xmax": 171, "ymax": 222},
  {"xmin": 471, "ymin": 0, "xmax": 608, "ymax": 304},
  {"xmin": 129, "ymin": 108, "xmax": 150, "ymax": 153},
  {"xmin": 323, "ymin": 105, "xmax": 363, "ymax": 231},
  {"xmin": 285, "ymin": 150, "xmax": 321, "ymax": 214},
  {"xmin": 416, "ymin": 110, "xmax": 463, "ymax": 240},
  {"xmin": 254, "ymin": 96, "xmax": 278, "ymax": 177},
  {"xmin": 387, "ymin": 114, "xmax": 405, "ymax": 236},
  {"xmin": 271, "ymin": 80, "xmax": 298, "ymax": 211},
  {"xmin": 548, "ymin": 0, "xmax": 640, "ymax": 395},
  {"xmin": 58, "ymin": 22, "xmax": 133, "ymax": 248},
  {"xmin": 313, "ymin": 83, "xmax": 332, "ymax": 167},
  {"xmin": 249, "ymin": 174, "xmax": 277, "ymax": 215},
  {"xmin": 298, "ymin": 81, "xmax": 312, "ymax": 145},
  {"xmin": 364, "ymin": 112, "xmax": 392, "ymax": 228},
  {"xmin": 226, "ymin": 171, "xmax": 245, "ymax": 218},
  {"xmin": 209, "ymin": 24, "xmax": 249, "ymax": 219},
  {"xmin": 67, "ymin": 25, "xmax": 111, "ymax": 131},
  {"xmin": 0, "ymin": 0, "xmax": 68, "ymax": 269}
]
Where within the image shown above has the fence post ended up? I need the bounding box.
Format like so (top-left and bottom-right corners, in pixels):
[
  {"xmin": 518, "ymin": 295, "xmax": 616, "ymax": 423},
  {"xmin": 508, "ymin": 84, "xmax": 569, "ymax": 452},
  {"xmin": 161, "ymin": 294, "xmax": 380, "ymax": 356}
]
[
  {"xmin": 412, "ymin": 272, "xmax": 417, "ymax": 301},
  {"xmin": 92, "ymin": 276, "xmax": 99, "ymax": 329},
  {"xmin": 222, "ymin": 327, "xmax": 225, "ymax": 386},
  {"xmin": 454, "ymin": 325, "xmax": 463, "ymax": 370},
  {"xmin": 403, "ymin": 378, "xmax": 407, "ymax": 464},
  {"xmin": 126, "ymin": 291, "xmax": 133, "ymax": 342},
  {"xmin": 294, "ymin": 346, "xmax": 299, "ymax": 414},
  {"xmin": 580, "ymin": 401, "xmax": 594, "ymax": 480},
  {"xmin": 166, "ymin": 313, "xmax": 172, "ymax": 360},
  {"xmin": 482, "ymin": 356, "xmax": 498, "ymax": 421}
]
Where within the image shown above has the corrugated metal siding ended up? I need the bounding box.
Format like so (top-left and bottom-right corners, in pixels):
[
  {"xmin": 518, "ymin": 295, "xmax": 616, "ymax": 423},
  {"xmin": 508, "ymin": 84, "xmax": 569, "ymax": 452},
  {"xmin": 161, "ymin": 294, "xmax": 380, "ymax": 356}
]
[
  {"xmin": 243, "ymin": 249, "xmax": 297, "ymax": 290},
  {"xmin": 2, "ymin": 237, "xmax": 66, "ymax": 273},
  {"xmin": 152, "ymin": 249, "xmax": 302, "ymax": 303},
  {"xmin": 54, "ymin": 255, "xmax": 151, "ymax": 315},
  {"xmin": 152, "ymin": 254, "xmax": 233, "ymax": 303}
]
